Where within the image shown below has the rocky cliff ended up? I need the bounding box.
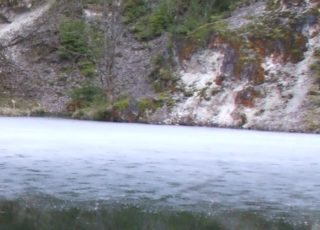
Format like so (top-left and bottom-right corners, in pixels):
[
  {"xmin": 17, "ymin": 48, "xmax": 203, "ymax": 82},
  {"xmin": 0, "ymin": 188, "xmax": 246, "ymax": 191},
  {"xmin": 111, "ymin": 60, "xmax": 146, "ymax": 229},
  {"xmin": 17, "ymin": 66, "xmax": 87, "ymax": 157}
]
[{"xmin": 0, "ymin": 0, "xmax": 319, "ymax": 132}]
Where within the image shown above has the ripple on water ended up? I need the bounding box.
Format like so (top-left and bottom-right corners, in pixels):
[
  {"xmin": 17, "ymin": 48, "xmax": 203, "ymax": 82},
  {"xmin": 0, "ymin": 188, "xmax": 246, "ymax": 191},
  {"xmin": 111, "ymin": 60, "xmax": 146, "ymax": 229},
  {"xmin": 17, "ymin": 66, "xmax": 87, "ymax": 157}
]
[
  {"xmin": 0, "ymin": 162, "xmax": 6, "ymax": 169},
  {"xmin": 0, "ymin": 118, "xmax": 320, "ymax": 228}
]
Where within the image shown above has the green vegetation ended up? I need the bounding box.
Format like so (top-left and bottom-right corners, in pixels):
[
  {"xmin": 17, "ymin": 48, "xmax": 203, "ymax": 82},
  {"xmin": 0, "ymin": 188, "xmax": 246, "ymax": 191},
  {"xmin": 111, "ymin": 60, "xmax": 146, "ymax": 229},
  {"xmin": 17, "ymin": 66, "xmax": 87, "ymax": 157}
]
[
  {"xmin": 78, "ymin": 60, "xmax": 96, "ymax": 78},
  {"xmin": 113, "ymin": 97, "xmax": 130, "ymax": 112},
  {"xmin": 58, "ymin": 18, "xmax": 89, "ymax": 60},
  {"xmin": 138, "ymin": 98, "xmax": 158, "ymax": 114},
  {"xmin": 130, "ymin": 0, "xmax": 174, "ymax": 40},
  {"xmin": 70, "ymin": 84, "xmax": 105, "ymax": 107},
  {"xmin": 310, "ymin": 62, "xmax": 320, "ymax": 75},
  {"xmin": 83, "ymin": 0, "xmax": 103, "ymax": 3},
  {"xmin": 137, "ymin": 93, "xmax": 175, "ymax": 116},
  {"xmin": 155, "ymin": 93, "xmax": 176, "ymax": 108},
  {"xmin": 122, "ymin": 0, "xmax": 148, "ymax": 24},
  {"xmin": 266, "ymin": 0, "xmax": 281, "ymax": 10},
  {"xmin": 150, "ymin": 54, "xmax": 177, "ymax": 93},
  {"xmin": 58, "ymin": 17, "xmax": 103, "ymax": 78},
  {"xmin": 122, "ymin": 0, "xmax": 308, "ymax": 67},
  {"xmin": 310, "ymin": 49, "xmax": 320, "ymax": 93},
  {"xmin": 315, "ymin": 48, "xmax": 320, "ymax": 58},
  {"xmin": 306, "ymin": 47, "xmax": 320, "ymax": 131},
  {"xmin": 123, "ymin": 0, "xmax": 243, "ymax": 41},
  {"xmin": 69, "ymin": 85, "xmax": 109, "ymax": 120}
]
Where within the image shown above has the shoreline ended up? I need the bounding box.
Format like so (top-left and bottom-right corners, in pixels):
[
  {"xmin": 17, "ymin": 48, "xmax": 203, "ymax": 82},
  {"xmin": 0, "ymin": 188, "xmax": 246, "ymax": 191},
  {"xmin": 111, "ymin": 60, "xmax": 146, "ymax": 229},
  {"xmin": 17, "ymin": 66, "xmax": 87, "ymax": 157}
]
[{"xmin": 1, "ymin": 110, "xmax": 319, "ymax": 135}]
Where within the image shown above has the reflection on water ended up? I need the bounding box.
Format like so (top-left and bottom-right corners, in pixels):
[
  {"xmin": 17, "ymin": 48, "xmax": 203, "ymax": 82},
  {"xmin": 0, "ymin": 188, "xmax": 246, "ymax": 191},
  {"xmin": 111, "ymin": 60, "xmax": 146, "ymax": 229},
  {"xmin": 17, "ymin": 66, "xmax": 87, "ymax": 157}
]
[
  {"xmin": 0, "ymin": 198, "xmax": 318, "ymax": 230},
  {"xmin": 0, "ymin": 117, "xmax": 320, "ymax": 229}
]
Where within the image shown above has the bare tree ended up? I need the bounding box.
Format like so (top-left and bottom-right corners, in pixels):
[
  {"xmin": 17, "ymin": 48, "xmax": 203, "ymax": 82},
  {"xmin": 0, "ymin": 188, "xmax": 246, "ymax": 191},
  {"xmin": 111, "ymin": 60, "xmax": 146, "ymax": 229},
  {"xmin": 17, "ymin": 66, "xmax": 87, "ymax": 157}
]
[{"xmin": 99, "ymin": 0, "xmax": 123, "ymax": 105}]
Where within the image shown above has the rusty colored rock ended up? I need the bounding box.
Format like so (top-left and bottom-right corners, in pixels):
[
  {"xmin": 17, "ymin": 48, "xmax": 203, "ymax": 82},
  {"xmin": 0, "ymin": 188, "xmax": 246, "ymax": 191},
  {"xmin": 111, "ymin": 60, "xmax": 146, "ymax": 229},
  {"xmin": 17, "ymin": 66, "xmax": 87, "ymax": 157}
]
[
  {"xmin": 215, "ymin": 75, "xmax": 224, "ymax": 86},
  {"xmin": 235, "ymin": 87, "xmax": 257, "ymax": 108}
]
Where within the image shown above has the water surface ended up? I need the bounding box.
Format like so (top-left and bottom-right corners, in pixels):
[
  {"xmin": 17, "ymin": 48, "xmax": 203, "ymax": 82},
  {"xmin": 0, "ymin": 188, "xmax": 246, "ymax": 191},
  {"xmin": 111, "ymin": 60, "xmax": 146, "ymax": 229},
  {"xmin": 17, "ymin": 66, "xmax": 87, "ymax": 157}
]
[{"xmin": 0, "ymin": 117, "xmax": 319, "ymax": 229}]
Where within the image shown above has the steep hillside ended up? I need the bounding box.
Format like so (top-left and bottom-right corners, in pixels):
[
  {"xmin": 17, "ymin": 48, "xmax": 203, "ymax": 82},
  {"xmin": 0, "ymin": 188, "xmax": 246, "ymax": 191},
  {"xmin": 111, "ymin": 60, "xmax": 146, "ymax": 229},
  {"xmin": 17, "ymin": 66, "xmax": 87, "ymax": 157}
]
[{"xmin": 0, "ymin": 0, "xmax": 319, "ymax": 132}]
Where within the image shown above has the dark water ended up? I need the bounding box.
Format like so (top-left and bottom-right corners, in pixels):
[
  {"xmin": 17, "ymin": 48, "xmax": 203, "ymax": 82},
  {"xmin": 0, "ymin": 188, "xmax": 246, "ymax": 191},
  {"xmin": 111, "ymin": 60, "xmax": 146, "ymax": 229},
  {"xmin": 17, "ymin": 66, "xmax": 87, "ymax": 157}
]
[
  {"xmin": 0, "ymin": 117, "xmax": 320, "ymax": 229},
  {"xmin": 1, "ymin": 198, "xmax": 318, "ymax": 230}
]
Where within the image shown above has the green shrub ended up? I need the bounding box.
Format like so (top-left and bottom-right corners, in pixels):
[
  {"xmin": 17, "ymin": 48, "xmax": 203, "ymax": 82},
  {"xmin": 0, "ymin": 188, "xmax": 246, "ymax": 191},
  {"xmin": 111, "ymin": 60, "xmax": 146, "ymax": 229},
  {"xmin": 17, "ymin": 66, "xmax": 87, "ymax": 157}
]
[
  {"xmin": 122, "ymin": 0, "xmax": 148, "ymax": 24},
  {"xmin": 133, "ymin": 1, "xmax": 174, "ymax": 40},
  {"xmin": 87, "ymin": 27, "xmax": 104, "ymax": 60},
  {"xmin": 151, "ymin": 66, "xmax": 177, "ymax": 92},
  {"xmin": 58, "ymin": 18, "xmax": 89, "ymax": 60},
  {"xmin": 113, "ymin": 97, "xmax": 130, "ymax": 111},
  {"xmin": 137, "ymin": 95, "xmax": 175, "ymax": 116},
  {"xmin": 150, "ymin": 53, "xmax": 177, "ymax": 93},
  {"xmin": 78, "ymin": 60, "xmax": 96, "ymax": 78},
  {"xmin": 129, "ymin": 0, "xmax": 242, "ymax": 41},
  {"xmin": 71, "ymin": 85, "xmax": 105, "ymax": 106},
  {"xmin": 155, "ymin": 93, "xmax": 176, "ymax": 108},
  {"xmin": 72, "ymin": 104, "xmax": 111, "ymax": 121},
  {"xmin": 310, "ymin": 61, "xmax": 320, "ymax": 83},
  {"xmin": 152, "ymin": 81, "xmax": 163, "ymax": 93},
  {"xmin": 315, "ymin": 48, "xmax": 320, "ymax": 57},
  {"xmin": 83, "ymin": 0, "xmax": 102, "ymax": 3},
  {"xmin": 158, "ymin": 68, "xmax": 173, "ymax": 80},
  {"xmin": 137, "ymin": 98, "xmax": 159, "ymax": 114},
  {"xmin": 266, "ymin": 0, "xmax": 281, "ymax": 10}
]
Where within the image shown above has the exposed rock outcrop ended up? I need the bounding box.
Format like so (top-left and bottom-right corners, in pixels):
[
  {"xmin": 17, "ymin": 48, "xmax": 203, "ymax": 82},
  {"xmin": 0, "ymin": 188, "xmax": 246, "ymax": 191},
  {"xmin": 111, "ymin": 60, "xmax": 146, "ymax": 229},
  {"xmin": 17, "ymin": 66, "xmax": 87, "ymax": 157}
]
[{"xmin": 162, "ymin": 0, "xmax": 320, "ymax": 132}]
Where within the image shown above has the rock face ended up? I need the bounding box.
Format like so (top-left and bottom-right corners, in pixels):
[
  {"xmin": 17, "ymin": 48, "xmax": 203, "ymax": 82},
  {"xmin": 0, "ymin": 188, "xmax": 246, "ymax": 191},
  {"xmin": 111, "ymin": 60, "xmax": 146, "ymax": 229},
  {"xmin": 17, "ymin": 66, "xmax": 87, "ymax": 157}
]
[
  {"xmin": 0, "ymin": 0, "xmax": 70, "ymax": 114},
  {"xmin": 0, "ymin": 0, "xmax": 319, "ymax": 132},
  {"xmin": 163, "ymin": 0, "xmax": 320, "ymax": 132}
]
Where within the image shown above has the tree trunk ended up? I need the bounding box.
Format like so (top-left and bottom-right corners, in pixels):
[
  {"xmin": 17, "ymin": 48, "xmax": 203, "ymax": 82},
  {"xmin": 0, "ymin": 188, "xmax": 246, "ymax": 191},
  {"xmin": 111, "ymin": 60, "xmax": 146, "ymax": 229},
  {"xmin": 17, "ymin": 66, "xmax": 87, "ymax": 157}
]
[{"xmin": 100, "ymin": 0, "xmax": 123, "ymax": 105}]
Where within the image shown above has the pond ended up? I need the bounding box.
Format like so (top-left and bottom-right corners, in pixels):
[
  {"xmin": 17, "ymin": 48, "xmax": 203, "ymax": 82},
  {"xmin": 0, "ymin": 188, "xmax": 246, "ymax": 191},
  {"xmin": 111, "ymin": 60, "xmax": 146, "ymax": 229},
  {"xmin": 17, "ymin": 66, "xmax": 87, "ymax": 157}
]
[{"xmin": 0, "ymin": 117, "xmax": 319, "ymax": 229}]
